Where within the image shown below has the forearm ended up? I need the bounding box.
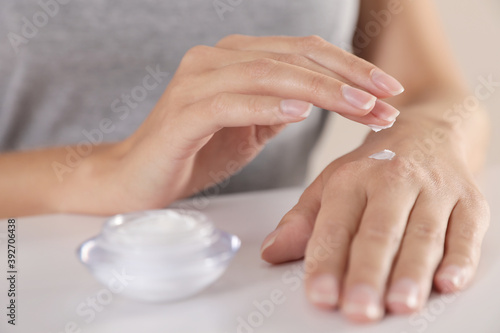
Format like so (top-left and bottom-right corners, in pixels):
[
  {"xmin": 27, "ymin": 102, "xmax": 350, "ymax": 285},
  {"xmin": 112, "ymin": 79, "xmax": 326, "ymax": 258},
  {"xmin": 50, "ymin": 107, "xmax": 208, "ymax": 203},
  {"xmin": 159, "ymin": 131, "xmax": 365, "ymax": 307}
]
[
  {"xmin": 356, "ymin": 0, "xmax": 490, "ymax": 173},
  {"xmin": 0, "ymin": 143, "xmax": 123, "ymax": 218}
]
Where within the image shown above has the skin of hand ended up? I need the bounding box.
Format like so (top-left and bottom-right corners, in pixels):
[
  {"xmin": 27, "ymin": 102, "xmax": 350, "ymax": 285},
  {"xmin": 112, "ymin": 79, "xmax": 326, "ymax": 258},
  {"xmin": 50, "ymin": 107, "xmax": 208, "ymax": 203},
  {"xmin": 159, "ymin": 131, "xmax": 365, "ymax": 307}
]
[
  {"xmin": 261, "ymin": 111, "xmax": 490, "ymax": 322},
  {"xmin": 261, "ymin": 0, "xmax": 491, "ymax": 323},
  {"xmin": 0, "ymin": 35, "xmax": 403, "ymax": 217}
]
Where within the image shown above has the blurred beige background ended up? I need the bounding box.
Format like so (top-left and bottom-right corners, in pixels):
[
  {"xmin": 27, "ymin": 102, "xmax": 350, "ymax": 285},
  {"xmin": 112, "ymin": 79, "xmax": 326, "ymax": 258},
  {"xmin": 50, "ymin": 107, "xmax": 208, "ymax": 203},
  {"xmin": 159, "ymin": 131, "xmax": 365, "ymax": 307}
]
[{"xmin": 308, "ymin": 0, "xmax": 500, "ymax": 181}]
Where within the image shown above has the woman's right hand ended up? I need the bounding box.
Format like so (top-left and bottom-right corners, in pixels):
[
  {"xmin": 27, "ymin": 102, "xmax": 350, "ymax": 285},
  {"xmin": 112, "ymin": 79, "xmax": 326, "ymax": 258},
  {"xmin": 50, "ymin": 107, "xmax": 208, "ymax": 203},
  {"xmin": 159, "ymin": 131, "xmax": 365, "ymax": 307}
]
[{"xmin": 64, "ymin": 35, "xmax": 404, "ymax": 214}]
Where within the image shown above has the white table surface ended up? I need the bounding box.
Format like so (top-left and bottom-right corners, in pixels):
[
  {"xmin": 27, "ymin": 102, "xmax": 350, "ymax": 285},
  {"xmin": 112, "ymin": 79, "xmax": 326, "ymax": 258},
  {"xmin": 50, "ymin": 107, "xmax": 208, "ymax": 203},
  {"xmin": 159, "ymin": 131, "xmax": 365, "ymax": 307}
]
[{"xmin": 1, "ymin": 166, "xmax": 500, "ymax": 333}]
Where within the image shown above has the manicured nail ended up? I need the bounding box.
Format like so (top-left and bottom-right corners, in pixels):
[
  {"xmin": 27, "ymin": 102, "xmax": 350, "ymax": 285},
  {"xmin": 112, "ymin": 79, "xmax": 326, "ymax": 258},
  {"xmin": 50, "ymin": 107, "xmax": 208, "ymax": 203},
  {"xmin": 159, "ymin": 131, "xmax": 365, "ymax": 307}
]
[
  {"xmin": 437, "ymin": 265, "xmax": 467, "ymax": 292},
  {"xmin": 387, "ymin": 278, "xmax": 420, "ymax": 313},
  {"xmin": 370, "ymin": 100, "xmax": 400, "ymax": 122},
  {"xmin": 308, "ymin": 274, "xmax": 339, "ymax": 307},
  {"xmin": 367, "ymin": 120, "xmax": 395, "ymax": 132},
  {"xmin": 371, "ymin": 69, "xmax": 405, "ymax": 96},
  {"xmin": 342, "ymin": 284, "xmax": 383, "ymax": 321},
  {"xmin": 280, "ymin": 100, "xmax": 313, "ymax": 118},
  {"xmin": 342, "ymin": 85, "xmax": 377, "ymax": 111},
  {"xmin": 260, "ymin": 228, "xmax": 280, "ymax": 254}
]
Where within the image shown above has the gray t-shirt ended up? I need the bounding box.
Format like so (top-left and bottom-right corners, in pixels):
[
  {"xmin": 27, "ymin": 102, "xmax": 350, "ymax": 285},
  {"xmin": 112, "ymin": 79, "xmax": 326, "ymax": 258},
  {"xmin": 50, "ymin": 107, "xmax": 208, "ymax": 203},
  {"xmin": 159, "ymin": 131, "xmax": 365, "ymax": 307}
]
[{"xmin": 0, "ymin": 0, "xmax": 359, "ymax": 193}]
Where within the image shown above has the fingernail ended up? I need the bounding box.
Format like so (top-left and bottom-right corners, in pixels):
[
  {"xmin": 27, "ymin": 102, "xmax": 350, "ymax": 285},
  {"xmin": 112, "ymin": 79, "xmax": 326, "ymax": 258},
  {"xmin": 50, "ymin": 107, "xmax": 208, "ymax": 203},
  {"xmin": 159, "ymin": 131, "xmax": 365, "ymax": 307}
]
[
  {"xmin": 367, "ymin": 120, "xmax": 395, "ymax": 132},
  {"xmin": 342, "ymin": 85, "xmax": 377, "ymax": 111},
  {"xmin": 308, "ymin": 274, "xmax": 339, "ymax": 307},
  {"xmin": 387, "ymin": 278, "xmax": 420, "ymax": 313},
  {"xmin": 280, "ymin": 100, "xmax": 313, "ymax": 118},
  {"xmin": 260, "ymin": 228, "xmax": 280, "ymax": 254},
  {"xmin": 437, "ymin": 265, "xmax": 467, "ymax": 292},
  {"xmin": 342, "ymin": 284, "xmax": 383, "ymax": 321},
  {"xmin": 371, "ymin": 69, "xmax": 405, "ymax": 96},
  {"xmin": 370, "ymin": 100, "xmax": 400, "ymax": 122}
]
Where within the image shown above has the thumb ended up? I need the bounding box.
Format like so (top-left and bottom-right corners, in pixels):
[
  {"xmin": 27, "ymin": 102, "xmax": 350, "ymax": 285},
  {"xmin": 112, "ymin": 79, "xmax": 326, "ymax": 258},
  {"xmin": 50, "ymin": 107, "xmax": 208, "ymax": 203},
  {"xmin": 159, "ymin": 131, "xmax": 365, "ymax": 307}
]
[{"xmin": 261, "ymin": 176, "xmax": 323, "ymax": 263}]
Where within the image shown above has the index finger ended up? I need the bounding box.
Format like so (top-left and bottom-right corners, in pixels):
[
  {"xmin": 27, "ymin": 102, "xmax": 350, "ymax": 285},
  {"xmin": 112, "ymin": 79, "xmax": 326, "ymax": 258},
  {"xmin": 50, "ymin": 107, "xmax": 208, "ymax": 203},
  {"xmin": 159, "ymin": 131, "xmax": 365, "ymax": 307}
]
[{"xmin": 217, "ymin": 35, "xmax": 405, "ymax": 99}]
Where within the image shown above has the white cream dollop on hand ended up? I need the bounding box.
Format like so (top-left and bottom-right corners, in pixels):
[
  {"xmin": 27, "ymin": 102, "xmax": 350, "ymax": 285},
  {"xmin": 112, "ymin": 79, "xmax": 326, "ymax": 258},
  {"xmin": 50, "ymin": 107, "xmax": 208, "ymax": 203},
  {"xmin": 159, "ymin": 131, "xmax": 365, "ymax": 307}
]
[{"xmin": 369, "ymin": 149, "xmax": 396, "ymax": 161}]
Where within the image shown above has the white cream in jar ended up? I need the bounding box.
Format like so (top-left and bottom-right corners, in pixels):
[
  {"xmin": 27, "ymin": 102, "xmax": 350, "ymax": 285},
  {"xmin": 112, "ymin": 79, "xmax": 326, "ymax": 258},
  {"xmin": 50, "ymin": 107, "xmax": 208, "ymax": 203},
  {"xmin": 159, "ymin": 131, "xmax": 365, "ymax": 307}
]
[{"xmin": 78, "ymin": 209, "xmax": 240, "ymax": 302}]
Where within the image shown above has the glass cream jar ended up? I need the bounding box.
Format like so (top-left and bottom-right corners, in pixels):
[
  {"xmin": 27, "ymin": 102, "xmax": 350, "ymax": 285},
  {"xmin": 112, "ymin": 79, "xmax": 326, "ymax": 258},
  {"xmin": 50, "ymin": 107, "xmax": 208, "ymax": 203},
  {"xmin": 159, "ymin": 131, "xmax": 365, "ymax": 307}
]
[{"xmin": 78, "ymin": 209, "xmax": 241, "ymax": 302}]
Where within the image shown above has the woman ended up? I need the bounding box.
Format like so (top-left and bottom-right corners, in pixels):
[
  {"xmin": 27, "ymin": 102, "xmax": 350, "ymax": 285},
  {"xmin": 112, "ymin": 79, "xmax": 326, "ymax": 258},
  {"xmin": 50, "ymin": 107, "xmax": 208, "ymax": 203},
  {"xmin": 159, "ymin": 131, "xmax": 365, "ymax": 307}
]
[{"xmin": 0, "ymin": 0, "xmax": 490, "ymax": 323}]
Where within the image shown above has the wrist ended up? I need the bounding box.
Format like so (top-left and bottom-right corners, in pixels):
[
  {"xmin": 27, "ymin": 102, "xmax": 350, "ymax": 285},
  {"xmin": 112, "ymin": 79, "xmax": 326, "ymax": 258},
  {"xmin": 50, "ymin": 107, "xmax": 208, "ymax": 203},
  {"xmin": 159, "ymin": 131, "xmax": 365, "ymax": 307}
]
[
  {"xmin": 360, "ymin": 116, "xmax": 467, "ymax": 164},
  {"xmin": 379, "ymin": 96, "xmax": 489, "ymax": 169},
  {"xmin": 54, "ymin": 142, "xmax": 128, "ymax": 215},
  {"xmin": 362, "ymin": 98, "xmax": 489, "ymax": 166}
]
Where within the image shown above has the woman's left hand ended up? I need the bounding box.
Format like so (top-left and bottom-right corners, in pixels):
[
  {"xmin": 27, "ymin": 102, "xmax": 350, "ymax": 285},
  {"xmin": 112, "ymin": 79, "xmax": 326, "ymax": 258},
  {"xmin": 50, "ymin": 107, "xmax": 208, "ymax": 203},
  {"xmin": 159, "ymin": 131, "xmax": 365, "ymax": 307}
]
[{"xmin": 260, "ymin": 118, "xmax": 490, "ymax": 323}]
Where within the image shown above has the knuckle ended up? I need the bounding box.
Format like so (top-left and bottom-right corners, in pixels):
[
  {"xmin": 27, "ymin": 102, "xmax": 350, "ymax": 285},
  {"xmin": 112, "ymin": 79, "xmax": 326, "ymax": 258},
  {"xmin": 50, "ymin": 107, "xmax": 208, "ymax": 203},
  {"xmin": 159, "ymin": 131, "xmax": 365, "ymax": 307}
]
[
  {"xmin": 337, "ymin": 48, "xmax": 372, "ymax": 75},
  {"xmin": 447, "ymin": 253, "xmax": 476, "ymax": 269},
  {"xmin": 352, "ymin": 259, "xmax": 383, "ymax": 278},
  {"xmin": 167, "ymin": 75, "xmax": 194, "ymax": 99},
  {"xmin": 209, "ymin": 92, "xmax": 230, "ymax": 117},
  {"xmin": 299, "ymin": 35, "xmax": 327, "ymax": 52},
  {"xmin": 246, "ymin": 95, "xmax": 268, "ymax": 117},
  {"xmin": 394, "ymin": 257, "xmax": 431, "ymax": 275},
  {"xmin": 216, "ymin": 34, "xmax": 244, "ymax": 47},
  {"xmin": 406, "ymin": 222, "xmax": 445, "ymax": 244},
  {"xmin": 461, "ymin": 253, "xmax": 477, "ymax": 267},
  {"xmin": 426, "ymin": 167, "xmax": 448, "ymax": 189},
  {"xmin": 358, "ymin": 222, "xmax": 402, "ymax": 247},
  {"xmin": 342, "ymin": 51, "xmax": 359, "ymax": 73},
  {"xmin": 409, "ymin": 257, "xmax": 432, "ymax": 269},
  {"xmin": 460, "ymin": 190, "xmax": 491, "ymax": 236},
  {"xmin": 186, "ymin": 45, "xmax": 211, "ymax": 58},
  {"xmin": 479, "ymin": 200, "xmax": 491, "ymax": 226},
  {"xmin": 466, "ymin": 190, "xmax": 490, "ymax": 216},
  {"xmin": 387, "ymin": 157, "xmax": 415, "ymax": 179},
  {"xmin": 242, "ymin": 58, "xmax": 278, "ymax": 79},
  {"xmin": 306, "ymin": 224, "xmax": 352, "ymax": 262},
  {"xmin": 279, "ymin": 213, "xmax": 311, "ymax": 243},
  {"xmin": 307, "ymin": 74, "xmax": 329, "ymax": 97},
  {"xmin": 275, "ymin": 53, "xmax": 305, "ymax": 67},
  {"xmin": 380, "ymin": 158, "xmax": 418, "ymax": 188},
  {"xmin": 181, "ymin": 45, "xmax": 212, "ymax": 66},
  {"xmin": 323, "ymin": 223, "xmax": 355, "ymax": 248},
  {"xmin": 457, "ymin": 219, "xmax": 482, "ymax": 243},
  {"xmin": 325, "ymin": 161, "xmax": 363, "ymax": 188}
]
